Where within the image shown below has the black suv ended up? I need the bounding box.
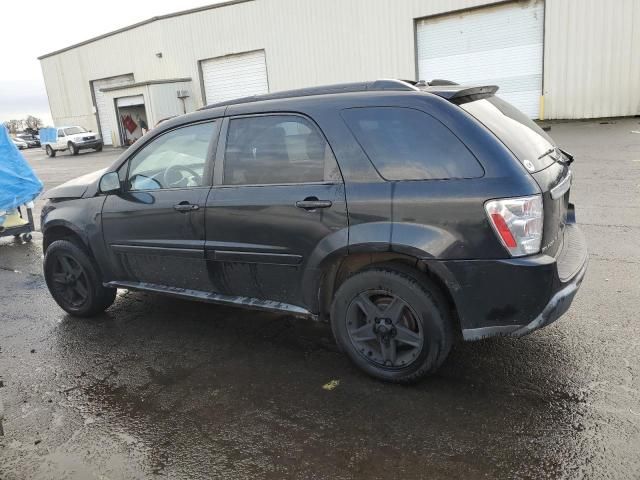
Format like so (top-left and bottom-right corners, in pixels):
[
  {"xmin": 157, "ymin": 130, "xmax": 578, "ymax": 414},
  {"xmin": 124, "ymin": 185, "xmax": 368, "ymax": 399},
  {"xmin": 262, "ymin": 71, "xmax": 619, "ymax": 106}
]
[{"xmin": 41, "ymin": 80, "xmax": 587, "ymax": 382}]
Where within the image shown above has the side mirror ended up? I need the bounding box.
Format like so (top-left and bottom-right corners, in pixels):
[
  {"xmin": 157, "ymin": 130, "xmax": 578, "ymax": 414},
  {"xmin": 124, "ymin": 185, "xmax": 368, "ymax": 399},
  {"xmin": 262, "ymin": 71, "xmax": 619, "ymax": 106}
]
[{"xmin": 99, "ymin": 172, "xmax": 121, "ymax": 194}]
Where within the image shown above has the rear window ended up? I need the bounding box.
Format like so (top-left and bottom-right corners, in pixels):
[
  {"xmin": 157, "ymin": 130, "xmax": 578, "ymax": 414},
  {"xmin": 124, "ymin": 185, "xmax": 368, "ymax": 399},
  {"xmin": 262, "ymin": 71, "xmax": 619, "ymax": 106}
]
[
  {"xmin": 461, "ymin": 96, "xmax": 556, "ymax": 172},
  {"xmin": 342, "ymin": 107, "xmax": 483, "ymax": 181}
]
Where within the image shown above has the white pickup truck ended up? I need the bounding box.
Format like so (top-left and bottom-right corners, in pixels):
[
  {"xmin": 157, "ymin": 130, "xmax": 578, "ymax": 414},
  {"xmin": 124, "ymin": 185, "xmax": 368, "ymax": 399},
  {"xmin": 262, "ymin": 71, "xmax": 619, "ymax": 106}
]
[{"xmin": 41, "ymin": 126, "xmax": 103, "ymax": 157}]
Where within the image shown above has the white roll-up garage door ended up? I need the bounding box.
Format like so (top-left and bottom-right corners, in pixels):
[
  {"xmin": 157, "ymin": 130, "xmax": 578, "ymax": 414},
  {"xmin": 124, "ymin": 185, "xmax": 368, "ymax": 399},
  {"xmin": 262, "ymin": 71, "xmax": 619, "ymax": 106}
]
[
  {"xmin": 92, "ymin": 74, "xmax": 134, "ymax": 145},
  {"xmin": 417, "ymin": 1, "xmax": 544, "ymax": 118},
  {"xmin": 201, "ymin": 50, "xmax": 269, "ymax": 105}
]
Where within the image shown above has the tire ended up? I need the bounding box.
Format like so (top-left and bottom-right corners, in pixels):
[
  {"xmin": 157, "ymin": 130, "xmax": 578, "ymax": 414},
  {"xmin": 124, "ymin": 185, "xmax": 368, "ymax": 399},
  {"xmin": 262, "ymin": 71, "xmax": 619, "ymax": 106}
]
[
  {"xmin": 68, "ymin": 142, "xmax": 78, "ymax": 155},
  {"xmin": 44, "ymin": 240, "xmax": 116, "ymax": 317},
  {"xmin": 22, "ymin": 233, "xmax": 32, "ymax": 242},
  {"xmin": 46, "ymin": 145, "xmax": 56, "ymax": 157},
  {"xmin": 331, "ymin": 266, "xmax": 453, "ymax": 383},
  {"xmin": 94, "ymin": 145, "xmax": 103, "ymax": 152}
]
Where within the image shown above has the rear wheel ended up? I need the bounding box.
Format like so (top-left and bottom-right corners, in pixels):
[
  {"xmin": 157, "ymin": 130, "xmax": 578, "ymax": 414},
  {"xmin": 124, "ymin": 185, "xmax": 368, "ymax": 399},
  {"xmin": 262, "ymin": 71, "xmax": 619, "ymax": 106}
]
[
  {"xmin": 44, "ymin": 240, "xmax": 116, "ymax": 317},
  {"xmin": 331, "ymin": 266, "xmax": 453, "ymax": 383},
  {"xmin": 46, "ymin": 145, "xmax": 56, "ymax": 157},
  {"xmin": 68, "ymin": 142, "xmax": 78, "ymax": 155}
]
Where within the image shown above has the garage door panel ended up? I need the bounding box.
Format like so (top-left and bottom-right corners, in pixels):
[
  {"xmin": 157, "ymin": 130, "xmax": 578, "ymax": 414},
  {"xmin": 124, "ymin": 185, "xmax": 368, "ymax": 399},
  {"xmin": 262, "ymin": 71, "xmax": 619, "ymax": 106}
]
[
  {"xmin": 422, "ymin": 44, "xmax": 543, "ymax": 82},
  {"xmin": 201, "ymin": 50, "xmax": 268, "ymax": 105},
  {"xmin": 417, "ymin": 0, "xmax": 543, "ymax": 118},
  {"xmin": 419, "ymin": 8, "xmax": 543, "ymax": 59}
]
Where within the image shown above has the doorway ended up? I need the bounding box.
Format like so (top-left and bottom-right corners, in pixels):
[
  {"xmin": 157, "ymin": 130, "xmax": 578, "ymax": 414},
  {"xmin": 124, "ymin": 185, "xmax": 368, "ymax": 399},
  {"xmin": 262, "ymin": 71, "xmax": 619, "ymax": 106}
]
[{"xmin": 115, "ymin": 95, "xmax": 149, "ymax": 147}]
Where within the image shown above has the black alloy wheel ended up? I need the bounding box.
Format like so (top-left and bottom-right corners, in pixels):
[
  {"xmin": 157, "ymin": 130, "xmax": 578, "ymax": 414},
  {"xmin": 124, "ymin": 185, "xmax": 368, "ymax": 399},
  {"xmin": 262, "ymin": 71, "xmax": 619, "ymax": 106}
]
[
  {"xmin": 44, "ymin": 240, "xmax": 116, "ymax": 317},
  {"xmin": 49, "ymin": 253, "xmax": 91, "ymax": 309},
  {"xmin": 331, "ymin": 266, "xmax": 453, "ymax": 383},
  {"xmin": 346, "ymin": 290, "xmax": 424, "ymax": 368}
]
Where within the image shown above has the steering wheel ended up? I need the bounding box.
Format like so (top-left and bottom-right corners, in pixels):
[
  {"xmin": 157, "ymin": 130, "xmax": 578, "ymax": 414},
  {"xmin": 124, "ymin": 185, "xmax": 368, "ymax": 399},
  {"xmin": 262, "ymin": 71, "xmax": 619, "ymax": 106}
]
[{"xmin": 163, "ymin": 165, "xmax": 202, "ymax": 188}]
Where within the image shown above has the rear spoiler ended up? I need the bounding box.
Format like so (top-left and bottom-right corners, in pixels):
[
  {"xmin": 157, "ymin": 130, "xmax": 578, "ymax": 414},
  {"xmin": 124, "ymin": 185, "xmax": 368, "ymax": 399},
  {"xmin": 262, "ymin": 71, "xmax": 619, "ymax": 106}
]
[
  {"xmin": 404, "ymin": 80, "xmax": 499, "ymax": 105},
  {"xmin": 422, "ymin": 85, "xmax": 499, "ymax": 105}
]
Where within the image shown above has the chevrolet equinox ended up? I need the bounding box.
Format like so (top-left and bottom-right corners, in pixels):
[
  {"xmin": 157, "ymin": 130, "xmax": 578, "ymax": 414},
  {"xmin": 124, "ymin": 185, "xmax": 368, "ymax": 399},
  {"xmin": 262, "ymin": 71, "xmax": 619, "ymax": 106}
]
[{"xmin": 41, "ymin": 79, "xmax": 588, "ymax": 382}]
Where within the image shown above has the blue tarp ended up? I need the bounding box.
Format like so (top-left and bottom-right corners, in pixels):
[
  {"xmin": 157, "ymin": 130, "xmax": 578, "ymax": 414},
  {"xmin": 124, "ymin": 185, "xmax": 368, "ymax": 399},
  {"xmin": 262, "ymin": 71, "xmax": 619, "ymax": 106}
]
[
  {"xmin": 39, "ymin": 127, "xmax": 56, "ymax": 145},
  {"xmin": 0, "ymin": 126, "xmax": 44, "ymax": 212}
]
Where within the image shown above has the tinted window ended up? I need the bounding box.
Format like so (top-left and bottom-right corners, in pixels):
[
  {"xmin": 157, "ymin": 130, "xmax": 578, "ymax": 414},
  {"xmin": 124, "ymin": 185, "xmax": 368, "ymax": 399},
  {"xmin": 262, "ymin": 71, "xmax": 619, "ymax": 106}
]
[
  {"xmin": 461, "ymin": 96, "xmax": 556, "ymax": 172},
  {"xmin": 224, "ymin": 115, "xmax": 339, "ymax": 185},
  {"xmin": 342, "ymin": 107, "xmax": 483, "ymax": 180},
  {"xmin": 127, "ymin": 122, "xmax": 215, "ymax": 191}
]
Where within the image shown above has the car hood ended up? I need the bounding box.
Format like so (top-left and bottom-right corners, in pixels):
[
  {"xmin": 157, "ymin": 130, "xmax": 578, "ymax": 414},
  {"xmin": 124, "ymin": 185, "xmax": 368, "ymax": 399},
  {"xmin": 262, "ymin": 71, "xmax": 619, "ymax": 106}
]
[{"xmin": 44, "ymin": 168, "xmax": 107, "ymax": 199}]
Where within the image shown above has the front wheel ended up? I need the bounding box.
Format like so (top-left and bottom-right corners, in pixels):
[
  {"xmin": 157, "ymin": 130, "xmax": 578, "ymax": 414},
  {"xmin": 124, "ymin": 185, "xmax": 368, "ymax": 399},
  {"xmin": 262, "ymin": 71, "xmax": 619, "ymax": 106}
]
[
  {"xmin": 68, "ymin": 142, "xmax": 78, "ymax": 155},
  {"xmin": 94, "ymin": 145, "xmax": 103, "ymax": 152},
  {"xmin": 44, "ymin": 240, "xmax": 116, "ymax": 317},
  {"xmin": 331, "ymin": 266, "xmax": 453, "ymax": 383}
]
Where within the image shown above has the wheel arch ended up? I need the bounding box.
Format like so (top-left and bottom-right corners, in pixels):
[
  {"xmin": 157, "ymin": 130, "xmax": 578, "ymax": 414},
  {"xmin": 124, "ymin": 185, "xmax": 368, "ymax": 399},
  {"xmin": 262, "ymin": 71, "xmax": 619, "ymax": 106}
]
[
  {"xmin": 43, "ymin": 221, "xmax": 90, "ymax": 254},
  {"xmin": 315, "ymin": 250, "xmax": 462, "ymax": 337}
]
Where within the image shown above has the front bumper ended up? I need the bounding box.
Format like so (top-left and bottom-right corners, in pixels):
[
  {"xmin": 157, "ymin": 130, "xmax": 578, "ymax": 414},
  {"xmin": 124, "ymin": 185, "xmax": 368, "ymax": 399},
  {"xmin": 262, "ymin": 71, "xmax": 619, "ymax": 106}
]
[
  {"xmin": 437, "ymin": 223, "xmax": 588, "ymax": 341},
  {"xmin": 76, "ymin": 139, "xmax": 103, "ymax": 150}
]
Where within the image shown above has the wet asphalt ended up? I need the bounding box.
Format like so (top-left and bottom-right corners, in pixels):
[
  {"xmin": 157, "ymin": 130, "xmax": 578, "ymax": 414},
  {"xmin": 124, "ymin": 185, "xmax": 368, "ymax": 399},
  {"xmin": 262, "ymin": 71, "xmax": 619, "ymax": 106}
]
[{"xmin": 1, "ymin": 119, "xmax": 639, "ymax": 479}]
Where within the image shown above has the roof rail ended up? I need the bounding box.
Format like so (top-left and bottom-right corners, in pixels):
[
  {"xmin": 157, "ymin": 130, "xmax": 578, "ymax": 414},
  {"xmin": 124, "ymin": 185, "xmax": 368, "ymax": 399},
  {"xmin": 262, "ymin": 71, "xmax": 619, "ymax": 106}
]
[{"xmin": 199, "ymin": 79, "xmax": 418, "ymax": 110}]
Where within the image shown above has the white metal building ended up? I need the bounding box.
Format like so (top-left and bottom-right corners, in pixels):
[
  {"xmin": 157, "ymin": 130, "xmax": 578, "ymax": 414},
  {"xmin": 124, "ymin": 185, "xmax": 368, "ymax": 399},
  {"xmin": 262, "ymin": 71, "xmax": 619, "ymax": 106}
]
[{"xmin": 39, "ymin": 0, "xmax": 640, "ymax": 146}]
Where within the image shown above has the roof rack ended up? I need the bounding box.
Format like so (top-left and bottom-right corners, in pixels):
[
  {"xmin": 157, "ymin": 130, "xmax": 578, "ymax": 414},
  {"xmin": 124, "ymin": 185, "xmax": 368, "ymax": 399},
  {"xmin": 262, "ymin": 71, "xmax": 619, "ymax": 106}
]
[
  {"xmin": 198, "ymin": 79, "xmax": 498, "ymax": 110},
  {"xmin": 199, "ymin": 79, "xmax": 418, "ymax": 110}
]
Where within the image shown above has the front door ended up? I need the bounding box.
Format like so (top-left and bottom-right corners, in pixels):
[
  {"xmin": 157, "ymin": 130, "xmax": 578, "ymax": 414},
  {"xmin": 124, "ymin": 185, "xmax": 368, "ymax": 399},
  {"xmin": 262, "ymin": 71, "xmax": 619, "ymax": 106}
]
[
  {"xmin": 204, "ymin": 114, "xmax": 348, "ymax": 309},
  {"xmin": 101, "ymin": 121, "xmax": 219, "ymax": 291}
]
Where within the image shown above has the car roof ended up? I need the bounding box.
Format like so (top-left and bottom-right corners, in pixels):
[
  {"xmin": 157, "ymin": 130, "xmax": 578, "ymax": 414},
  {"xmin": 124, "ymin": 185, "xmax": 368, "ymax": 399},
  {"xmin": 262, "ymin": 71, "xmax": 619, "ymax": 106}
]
[{"xmin": 199, "ymin": 79, "xmax": 419, "ymax": 110}]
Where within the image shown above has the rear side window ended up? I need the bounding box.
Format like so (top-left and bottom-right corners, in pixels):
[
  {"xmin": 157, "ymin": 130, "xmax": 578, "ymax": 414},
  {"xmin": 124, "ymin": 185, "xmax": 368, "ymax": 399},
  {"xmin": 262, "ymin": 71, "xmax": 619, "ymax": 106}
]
[
  {"xmin": 342, "ymin": 107, "xmax": 483, "ymax": 180},
  {"xmin": 223, "ymin": 115, "xmax": 340, "ymax": 185}
]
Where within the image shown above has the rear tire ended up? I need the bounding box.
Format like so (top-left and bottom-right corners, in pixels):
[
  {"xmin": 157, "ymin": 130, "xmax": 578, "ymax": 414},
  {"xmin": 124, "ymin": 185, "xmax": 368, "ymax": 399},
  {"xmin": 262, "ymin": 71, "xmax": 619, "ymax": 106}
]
[
  {"xmin": 331, "ymin": 266, "xmax": 453, "ymax": 383},
  {"xmin": 46, "ymin": 145, "xmax": 56, "ymax": 157},
  {"xmin": 44, "ymin": 240, "xmax": 116, "ymax": 317}
]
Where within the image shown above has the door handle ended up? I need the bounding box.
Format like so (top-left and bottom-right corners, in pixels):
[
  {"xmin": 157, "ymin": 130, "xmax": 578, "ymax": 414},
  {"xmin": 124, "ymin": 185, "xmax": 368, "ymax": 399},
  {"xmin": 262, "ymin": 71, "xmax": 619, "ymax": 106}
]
[
  {"xmin": 173, "ymin": 202, "xmax": 200, "ymax": 212},
  {"xmin": 295, "ymin": 197, "xmax": 333, "ymax": 210}
]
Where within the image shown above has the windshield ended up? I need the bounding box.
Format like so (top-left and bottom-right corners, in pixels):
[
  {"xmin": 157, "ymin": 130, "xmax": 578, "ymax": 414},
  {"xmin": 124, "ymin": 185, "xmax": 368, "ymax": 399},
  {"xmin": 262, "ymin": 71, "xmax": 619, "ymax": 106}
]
[
  {"xmin": 64, "ymin": 127, "xmax": 87, "ymax": 135},
  {"xmin": 461, "ymin": 96, "xmax": 556, "ymax": 172}
]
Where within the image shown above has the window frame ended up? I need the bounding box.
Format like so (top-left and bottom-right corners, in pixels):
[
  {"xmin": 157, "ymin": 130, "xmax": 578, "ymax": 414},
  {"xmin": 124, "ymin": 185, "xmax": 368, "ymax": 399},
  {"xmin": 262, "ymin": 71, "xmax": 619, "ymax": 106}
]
[
  {"xmin": 121, "ymin": 119, "xmax": 221, "ymax": 193},
  {"xmin": 213, "ymin": 112, "xmax": 343, "ymax": 188},
  {"xmin": 341, "ymin": 106, "xmax": 485, "ymax": 182}
]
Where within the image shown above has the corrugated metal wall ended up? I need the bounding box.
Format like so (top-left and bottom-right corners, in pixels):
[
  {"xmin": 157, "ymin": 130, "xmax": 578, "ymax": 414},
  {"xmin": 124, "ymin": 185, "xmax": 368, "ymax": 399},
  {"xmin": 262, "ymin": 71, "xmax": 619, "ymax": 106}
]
[
  {"xmin": 40, "ymin": 0, "xmax": 640, "ymax": 128},
  {"xmin": 543, "ymin": 0, "xmax": 640, "ymax": 118}
]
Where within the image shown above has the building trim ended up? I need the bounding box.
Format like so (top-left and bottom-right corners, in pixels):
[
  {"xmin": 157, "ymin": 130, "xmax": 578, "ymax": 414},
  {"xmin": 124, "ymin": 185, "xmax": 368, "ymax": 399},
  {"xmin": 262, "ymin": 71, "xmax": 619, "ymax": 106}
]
[
  {"xmin": 37, "ymin": 0, "xmax": 255, "ymax": 60},
  {"xmin": 100, "ymin": 78, "xmax": 192, "ymax": 92}
]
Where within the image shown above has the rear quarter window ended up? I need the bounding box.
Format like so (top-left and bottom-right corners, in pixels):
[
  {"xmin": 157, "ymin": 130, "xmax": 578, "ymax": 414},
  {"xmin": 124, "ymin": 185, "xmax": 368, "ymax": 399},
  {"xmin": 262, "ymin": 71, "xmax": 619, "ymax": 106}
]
[{"xmin": 341, "ymin": 107, "xmax": 483, "ymax": 181}]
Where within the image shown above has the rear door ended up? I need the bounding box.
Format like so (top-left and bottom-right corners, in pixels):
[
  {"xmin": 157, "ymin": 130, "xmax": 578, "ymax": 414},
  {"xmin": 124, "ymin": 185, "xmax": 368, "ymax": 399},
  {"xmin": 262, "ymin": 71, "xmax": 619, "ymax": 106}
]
[
  {"xmin": 204, "ymin": 113, "xmax": 348, "ymax": 309},
  {"xmin": 101, "ymin": 121, "xmax": 219, "ymax": 290}
]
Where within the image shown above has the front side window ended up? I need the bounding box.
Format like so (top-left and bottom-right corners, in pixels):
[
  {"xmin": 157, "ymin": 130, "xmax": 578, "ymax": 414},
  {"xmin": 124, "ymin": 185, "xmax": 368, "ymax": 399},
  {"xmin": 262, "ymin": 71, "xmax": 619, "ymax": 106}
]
[
  {"xmin": 223, "ymin": 115, "xmax": 338, "ymax": 185},
  {"xmin": 127, "ymin": 122, "xmax": 215, "ymax": 191},
  {"xmin": 342, "ymin": 107, "xmax": 484, "ymax": 181}
]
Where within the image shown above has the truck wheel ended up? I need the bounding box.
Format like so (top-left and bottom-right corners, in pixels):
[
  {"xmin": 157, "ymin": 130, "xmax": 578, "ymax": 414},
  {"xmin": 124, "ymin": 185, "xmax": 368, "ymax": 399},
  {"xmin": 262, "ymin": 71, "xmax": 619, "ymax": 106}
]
[
  {"xmin": 44, "ymin": 240, "xmax": 116, "ymax": 317},
  {"xmin": 46, "ymin": 145, "xmax": 56, "ymax": 157},
  {"xmin": 94, "ymin": 145, "xmax": 103, "ymax": 152},
  {"xmin": 331, "ymin": 266, "xmax": 453, "ymax": 383},
  {"xmin": 68, "ymin": 142, "xmax": 78, "ymax": 155}
]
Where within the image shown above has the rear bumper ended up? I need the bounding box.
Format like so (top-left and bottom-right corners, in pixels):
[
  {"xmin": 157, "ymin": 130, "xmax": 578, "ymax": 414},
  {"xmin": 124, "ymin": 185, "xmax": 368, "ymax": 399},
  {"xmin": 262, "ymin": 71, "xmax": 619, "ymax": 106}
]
[{"xmin": 436, "ymin": 223, "xmax": 588, "ymax": 341}]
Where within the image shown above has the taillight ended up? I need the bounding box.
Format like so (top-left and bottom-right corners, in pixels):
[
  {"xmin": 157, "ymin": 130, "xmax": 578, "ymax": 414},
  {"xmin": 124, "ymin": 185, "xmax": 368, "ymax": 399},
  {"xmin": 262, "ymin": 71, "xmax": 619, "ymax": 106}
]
[{"xmin": 485, "ymin": 195, "xmax": 543, "ymax": 257}]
